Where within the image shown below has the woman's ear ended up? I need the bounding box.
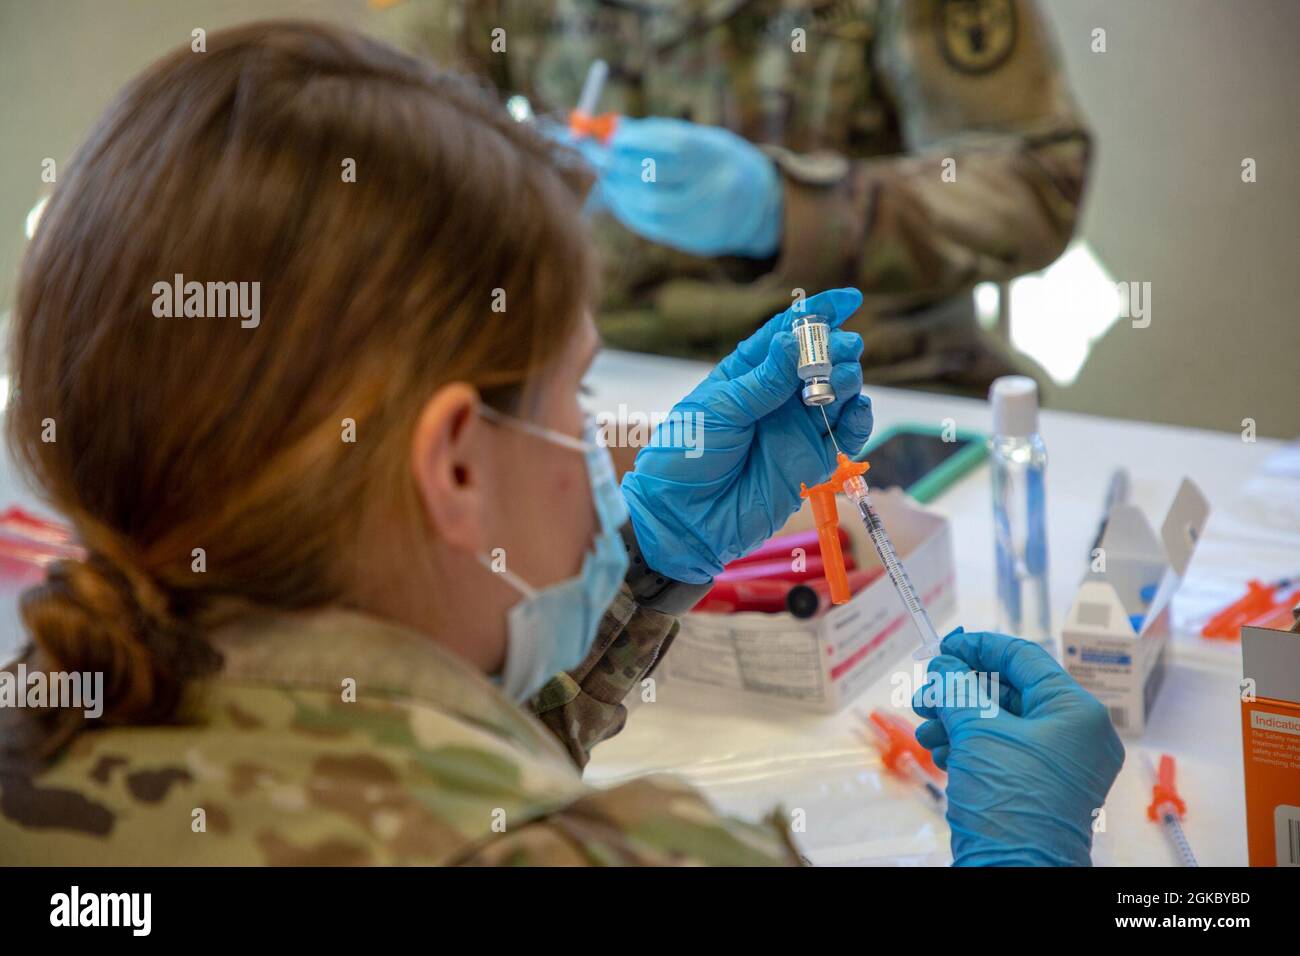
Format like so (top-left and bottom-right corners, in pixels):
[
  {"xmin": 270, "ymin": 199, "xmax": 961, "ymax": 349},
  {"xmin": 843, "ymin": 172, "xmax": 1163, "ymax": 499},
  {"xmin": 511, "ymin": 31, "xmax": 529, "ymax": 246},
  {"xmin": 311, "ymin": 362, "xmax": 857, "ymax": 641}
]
[{"xmin": 411, "ymin": 383, "xmax": 490, "ymax": 555}]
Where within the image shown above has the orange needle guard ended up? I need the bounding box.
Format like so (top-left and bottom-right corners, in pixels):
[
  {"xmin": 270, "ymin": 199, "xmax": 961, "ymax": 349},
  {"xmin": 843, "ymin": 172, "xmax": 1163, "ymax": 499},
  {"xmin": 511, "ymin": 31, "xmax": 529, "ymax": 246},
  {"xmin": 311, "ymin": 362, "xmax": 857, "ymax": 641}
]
[
  {"xmin": 1201, "ymin": 579, "xmax": 1300, "ymax": 641},
  {"xmin": 866, "ymin": 709, "xmax": 942, "ymax": 781},
  {"xmin": 799, "ymin": 453, "xmax": 869, "ymax": 605},
  {"xmin": 568, "ymin": 110, "xmax": 619, "ymax": 145},
  {"xmin": 1146, "ymin": 754, "xmax": 1187, "ymax": 821}
]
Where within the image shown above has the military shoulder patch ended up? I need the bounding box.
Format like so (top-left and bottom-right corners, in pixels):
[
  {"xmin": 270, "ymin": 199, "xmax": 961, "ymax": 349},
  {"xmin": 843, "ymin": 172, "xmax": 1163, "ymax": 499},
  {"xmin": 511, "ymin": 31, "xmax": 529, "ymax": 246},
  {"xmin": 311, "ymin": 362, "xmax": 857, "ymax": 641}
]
[{"xmin": 936, "ymin": 0, "xmax": 1017, "ymax": 74}]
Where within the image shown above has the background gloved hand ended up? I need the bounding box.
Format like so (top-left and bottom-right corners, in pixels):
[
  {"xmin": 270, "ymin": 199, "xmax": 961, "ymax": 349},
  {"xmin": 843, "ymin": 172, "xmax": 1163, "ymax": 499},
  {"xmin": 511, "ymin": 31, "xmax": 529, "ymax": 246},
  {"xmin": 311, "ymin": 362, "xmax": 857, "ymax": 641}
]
[
  {"xmin": 621, "ymin": 288, "xmax": 872, "ymax": 584},
  {"xmin": 912, "ymin": 630, "xmax": 1126, "ymax": 867},
  {"xmin": 578, "ymin": 116, "xmax": 783, "ymax": 259}
]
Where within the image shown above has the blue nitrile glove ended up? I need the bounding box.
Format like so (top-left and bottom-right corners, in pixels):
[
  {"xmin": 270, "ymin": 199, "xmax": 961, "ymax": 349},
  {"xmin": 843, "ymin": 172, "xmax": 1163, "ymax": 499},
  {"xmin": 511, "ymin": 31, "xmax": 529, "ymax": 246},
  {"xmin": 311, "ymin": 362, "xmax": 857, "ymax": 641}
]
[
  {"xmin": 912, "ymin": 630, "xmax": 1126, "ymax": 867},
  {"xmin": 580, "ymin": 116, "xmax": 783, "ymax": 259},
  {"xmin": 620, "ymin": 288, "xmax": 873, "ymax": 584}
]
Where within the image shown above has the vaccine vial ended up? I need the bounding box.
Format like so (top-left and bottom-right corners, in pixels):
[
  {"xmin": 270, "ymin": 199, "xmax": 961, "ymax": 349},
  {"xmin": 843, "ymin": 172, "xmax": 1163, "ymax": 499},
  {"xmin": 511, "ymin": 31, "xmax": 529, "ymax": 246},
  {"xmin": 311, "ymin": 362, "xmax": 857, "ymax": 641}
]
[{"xmin": 792, "ymin": 315, "xmax": 834, "ymax": 406}]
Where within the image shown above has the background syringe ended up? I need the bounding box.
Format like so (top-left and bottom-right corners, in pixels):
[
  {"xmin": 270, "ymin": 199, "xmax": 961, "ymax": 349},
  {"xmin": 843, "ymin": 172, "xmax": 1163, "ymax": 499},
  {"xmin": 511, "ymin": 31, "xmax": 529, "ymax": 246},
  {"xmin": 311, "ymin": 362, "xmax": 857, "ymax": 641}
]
[{"xmin": 1145, "ymin": 753, "xmax": 1197, "ymax": 867}]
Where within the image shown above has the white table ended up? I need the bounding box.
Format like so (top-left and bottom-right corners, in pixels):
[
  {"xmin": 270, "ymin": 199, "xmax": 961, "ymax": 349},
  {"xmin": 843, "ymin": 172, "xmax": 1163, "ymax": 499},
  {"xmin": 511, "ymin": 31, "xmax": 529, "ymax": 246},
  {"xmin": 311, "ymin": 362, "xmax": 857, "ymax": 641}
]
[{"xmin": 581, "ymin": 349, "xmax": 1293, "ymax": 866}]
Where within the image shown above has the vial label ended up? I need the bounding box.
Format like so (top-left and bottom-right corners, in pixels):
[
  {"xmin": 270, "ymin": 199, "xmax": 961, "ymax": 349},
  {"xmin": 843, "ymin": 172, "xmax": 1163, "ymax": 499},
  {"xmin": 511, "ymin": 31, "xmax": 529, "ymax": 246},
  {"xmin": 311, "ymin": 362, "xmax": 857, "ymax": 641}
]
[{"xmin": 794, "ymin": 320, "xmax": 830, "ymax": 369}]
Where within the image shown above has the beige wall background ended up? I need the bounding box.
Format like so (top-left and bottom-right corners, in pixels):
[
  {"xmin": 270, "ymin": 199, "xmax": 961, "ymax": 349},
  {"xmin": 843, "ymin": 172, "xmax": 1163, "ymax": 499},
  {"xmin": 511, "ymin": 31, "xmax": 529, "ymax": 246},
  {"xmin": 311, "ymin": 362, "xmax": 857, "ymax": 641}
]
[
  {"xmin": 1, "ymin": 0, "xmax": 1296, "ymax": 437},
  {"xmin": 1039, "ymin": 0, "xmax": 1299, "ymax": 439}
]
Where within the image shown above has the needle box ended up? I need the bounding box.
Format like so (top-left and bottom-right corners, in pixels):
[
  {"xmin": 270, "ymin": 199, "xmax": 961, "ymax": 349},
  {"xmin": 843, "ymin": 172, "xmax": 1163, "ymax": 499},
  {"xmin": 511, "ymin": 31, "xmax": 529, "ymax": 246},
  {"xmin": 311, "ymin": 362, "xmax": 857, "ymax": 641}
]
[
  {"xmin": 1240, "ymin": 623, "xmax": 1300, "ymax": 867},
  {"xmin": 1061, "ymin": 478, "xmax": 1210, "ymax": 737},
  {"xmin": 661, "ymin": 489, "xmax": 957, "ymax": 712}
]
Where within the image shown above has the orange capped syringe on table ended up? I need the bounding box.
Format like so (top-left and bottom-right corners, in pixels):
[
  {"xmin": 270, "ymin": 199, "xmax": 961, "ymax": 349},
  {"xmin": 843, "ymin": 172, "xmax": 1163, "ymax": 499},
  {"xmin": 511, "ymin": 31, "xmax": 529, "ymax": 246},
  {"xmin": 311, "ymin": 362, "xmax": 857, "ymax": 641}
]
[
  {"xmin": 1145, "ymin": 753, "xmax": 1198, "ymax": 867},
  {"xmin": 856, "ymin": 709, "xmax": 947, "ymax": 814},
  {"xmin": 793, "ymin": 314, "xmax": 944, "ymax": 660}
]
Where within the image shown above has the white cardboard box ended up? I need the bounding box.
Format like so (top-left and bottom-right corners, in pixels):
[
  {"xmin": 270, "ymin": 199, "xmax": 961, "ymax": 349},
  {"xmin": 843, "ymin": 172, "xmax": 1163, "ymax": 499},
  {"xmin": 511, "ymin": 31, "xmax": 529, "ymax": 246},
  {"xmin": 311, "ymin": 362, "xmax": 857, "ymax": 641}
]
[
  {"xmin": 1061, "ymin": 477, "xmax": 1210, "ymax": 737},
  {"xmin": 662, "ymin": 489, "xmax": 957, "ymax": 712}
]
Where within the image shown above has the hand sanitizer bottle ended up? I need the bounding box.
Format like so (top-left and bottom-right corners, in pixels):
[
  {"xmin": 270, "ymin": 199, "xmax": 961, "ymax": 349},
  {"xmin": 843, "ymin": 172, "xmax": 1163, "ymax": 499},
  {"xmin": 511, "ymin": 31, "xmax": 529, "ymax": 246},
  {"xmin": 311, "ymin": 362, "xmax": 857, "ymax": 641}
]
[{"xmin": 990, "ymin": 376, "xmax": 1050, "ymax": 644}]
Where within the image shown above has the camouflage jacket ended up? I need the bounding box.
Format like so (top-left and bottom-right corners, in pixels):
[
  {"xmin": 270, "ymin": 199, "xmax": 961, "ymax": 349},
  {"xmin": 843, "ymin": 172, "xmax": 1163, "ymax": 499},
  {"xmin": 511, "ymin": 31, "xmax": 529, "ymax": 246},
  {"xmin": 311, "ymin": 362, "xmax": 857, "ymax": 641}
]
[
  {"xmin": 0, "ymin": 586, "xmax": 797, "ymax": 865},
  {"xmin": 380, "ymin": 0, "xmax": 1090, "ymax": 375}
]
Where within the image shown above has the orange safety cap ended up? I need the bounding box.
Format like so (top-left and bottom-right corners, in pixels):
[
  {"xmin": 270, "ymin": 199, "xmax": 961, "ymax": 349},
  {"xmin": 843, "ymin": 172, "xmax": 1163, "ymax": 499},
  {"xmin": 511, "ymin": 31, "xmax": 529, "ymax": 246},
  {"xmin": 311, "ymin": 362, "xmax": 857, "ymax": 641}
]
[{"xmin": 799, "ymin": 453, "xmax": 869, "ymax": 604}]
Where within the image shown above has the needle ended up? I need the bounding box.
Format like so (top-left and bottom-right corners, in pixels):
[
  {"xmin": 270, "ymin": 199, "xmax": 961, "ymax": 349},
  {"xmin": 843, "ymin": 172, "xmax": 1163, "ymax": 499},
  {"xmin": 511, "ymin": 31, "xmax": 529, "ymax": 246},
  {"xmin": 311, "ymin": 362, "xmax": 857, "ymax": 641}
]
[{"xmin": 820, "ymin": 404, "xmax": 843, "ymax": 456}]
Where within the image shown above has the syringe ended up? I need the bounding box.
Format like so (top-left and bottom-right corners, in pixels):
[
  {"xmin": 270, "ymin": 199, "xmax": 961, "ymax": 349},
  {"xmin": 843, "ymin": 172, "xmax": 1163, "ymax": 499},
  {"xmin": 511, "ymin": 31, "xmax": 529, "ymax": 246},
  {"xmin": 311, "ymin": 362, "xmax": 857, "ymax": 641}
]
[
  {"xmin": 842, "ymin": 470, "xmax": 944, "ymax": 660},
  {"xmin": 569, "ymin": 60, "xmax": 618, "ymax": 144},
  {"xmin": 793, "ymin": 316, "xmax": 943, "ymax": 657},
  {"xmin": 857, "ymin": 709, "xmax": 948, "ymax": 815},
  {"xmin": 1145, "ymin": 753, "xmax": 1197, "ymax": 867}
]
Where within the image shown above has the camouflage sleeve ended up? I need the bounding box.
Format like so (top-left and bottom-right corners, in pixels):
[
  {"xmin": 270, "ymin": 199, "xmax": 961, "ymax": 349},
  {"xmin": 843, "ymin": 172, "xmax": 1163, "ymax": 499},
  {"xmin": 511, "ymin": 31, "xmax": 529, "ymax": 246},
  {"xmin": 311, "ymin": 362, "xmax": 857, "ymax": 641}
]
[
  {"xmin": 451, "ymin": 774, "xmax": 802, "ymax": 866},
  {"xmin": 529, "ymin": 584, "xmax": 678, "ymax": 770},
  {"xmin": 777, "ymin": 0, "xmax": 1090, "ymax": 314}
]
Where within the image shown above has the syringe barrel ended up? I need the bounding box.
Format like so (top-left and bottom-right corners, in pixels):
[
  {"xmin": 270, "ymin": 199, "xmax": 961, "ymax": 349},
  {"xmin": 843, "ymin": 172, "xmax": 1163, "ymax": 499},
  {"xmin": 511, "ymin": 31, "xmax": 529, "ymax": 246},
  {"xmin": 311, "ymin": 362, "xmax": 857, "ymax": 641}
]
[
  {"xmin": 856, "ymin": 494, "xmax": 943, "ymax": 658},
  {"xmin": 576, "ymin": 59, "xmax": 609, "ymax": 117},
  {"xmin": 1159, "ymin": 810, "xmax": 1198, "ymax": 867}
]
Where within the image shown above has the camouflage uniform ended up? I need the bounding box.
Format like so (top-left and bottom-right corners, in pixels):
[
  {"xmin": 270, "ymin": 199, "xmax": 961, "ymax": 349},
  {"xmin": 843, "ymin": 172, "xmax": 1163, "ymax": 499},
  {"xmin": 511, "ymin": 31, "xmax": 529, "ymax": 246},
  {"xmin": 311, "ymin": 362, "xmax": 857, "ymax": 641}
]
[
  {"xmin": 0, "ymin": 586, "xmax": 798, "ymax": 865},
  {"xmin": 380, "ymin": 0, "xmax": 1089, "ymax": 392}
]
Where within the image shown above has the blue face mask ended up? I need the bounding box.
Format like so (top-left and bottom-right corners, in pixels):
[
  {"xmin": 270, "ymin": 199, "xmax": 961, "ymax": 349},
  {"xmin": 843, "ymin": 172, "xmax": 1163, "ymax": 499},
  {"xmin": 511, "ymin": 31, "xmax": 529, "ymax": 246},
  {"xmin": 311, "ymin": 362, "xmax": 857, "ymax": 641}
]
[{"xmin": 478, "ymin": 404, "xmax": 629, "ymax": 702}]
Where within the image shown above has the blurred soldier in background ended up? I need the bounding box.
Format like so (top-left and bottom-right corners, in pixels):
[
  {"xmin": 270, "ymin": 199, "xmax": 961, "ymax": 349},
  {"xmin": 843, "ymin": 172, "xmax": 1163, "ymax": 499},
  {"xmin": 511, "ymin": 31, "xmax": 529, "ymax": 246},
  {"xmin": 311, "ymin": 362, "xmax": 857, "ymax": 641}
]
[{"xmin": 379, "ymin": 0, "xmax": 1089, "ymax": 394}]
